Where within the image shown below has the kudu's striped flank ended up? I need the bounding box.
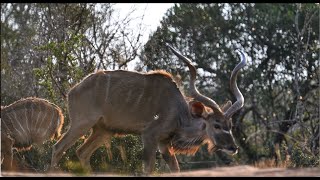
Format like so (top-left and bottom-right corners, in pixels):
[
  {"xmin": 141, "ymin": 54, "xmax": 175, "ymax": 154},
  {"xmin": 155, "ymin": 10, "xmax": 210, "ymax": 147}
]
[{"xmin": 1, "ymin": 97, "xmax": 64, "ymax": 171}]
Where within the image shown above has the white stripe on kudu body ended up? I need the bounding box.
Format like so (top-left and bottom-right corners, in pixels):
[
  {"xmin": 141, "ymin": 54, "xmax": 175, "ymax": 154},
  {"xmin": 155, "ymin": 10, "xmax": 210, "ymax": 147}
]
[
  {"xmin": 1, "ymin": 118, "xmax": 11, "ymax": 135},
  {"xmin": 125, "ymin": 89, "xmax": 132, "ymax": 104},
  {"xmin": 6, "ymin": 113, "xmax": 24, "ymax": 140},
  {"xmin": 30, "ymin": 102, "xmax": 35, "ymax": 133},
  {"xmin": 24, "ymin": 104, "xmax": 30, "ymax": 135},
  {"xmin": 105, "ymin": 74, "xmax": 111, "ymax": 102},
  {"xmin": 12, "ymin": 111, "xmax": 29, "ymax": 138},
  {"xmin": 134, "ymin": 77, "xmax": 146, "ymax": 108},
  {"xmin": 42, "ymin": 106, "xmax": 54, "ymax": 138},
  {"xmin": 37, "ymin": 105, "xmax": 48, "ymax": 135},
  {"xmin": 34, "ymin": 105, "xmax": 42, "ymax": 133},
  {"xmin": 57, "ymin": 112, "xmax": 60, "ymax": 126}
]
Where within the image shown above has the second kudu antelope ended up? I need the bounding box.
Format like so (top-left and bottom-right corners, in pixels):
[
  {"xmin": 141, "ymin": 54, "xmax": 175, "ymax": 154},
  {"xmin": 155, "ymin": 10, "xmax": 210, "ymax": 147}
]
[
  {"xmin": 50, "ymin": 45, "xmax": 247, "ymax": 174},
  {"xmin": 1, "ymin": 97, "xmax": 64, "ymax": 171}
]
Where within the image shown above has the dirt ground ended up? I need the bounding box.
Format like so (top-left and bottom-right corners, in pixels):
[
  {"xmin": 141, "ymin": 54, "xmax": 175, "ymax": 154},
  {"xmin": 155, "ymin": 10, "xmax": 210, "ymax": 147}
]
[{"xmin": 1, "ymin": 165, "xmax": 320, "ymax": 177}]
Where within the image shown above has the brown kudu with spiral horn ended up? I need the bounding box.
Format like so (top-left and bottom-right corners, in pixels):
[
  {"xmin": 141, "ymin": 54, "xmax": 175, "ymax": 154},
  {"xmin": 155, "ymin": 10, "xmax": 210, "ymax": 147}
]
[{"xmin": 50, "ymin": 43, "xmax": 246, "ymax": 175}]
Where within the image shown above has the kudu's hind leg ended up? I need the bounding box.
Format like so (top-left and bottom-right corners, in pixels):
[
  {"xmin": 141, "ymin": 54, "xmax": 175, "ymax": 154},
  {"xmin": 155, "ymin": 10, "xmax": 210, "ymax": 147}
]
[
  {"xmin": 159, "ymin": 142, "xmax": 180, "ymax": 172},
  {"xmin": 1, "ymin": 135, "xmax": 14, "ymax": 171},
  {"xmin": 50, "ymin": 116, "xmax": 100, "ymax": 170},
  {"xmin": 76, "ymin": 124, "xmax": 113, "ymax": 172}
]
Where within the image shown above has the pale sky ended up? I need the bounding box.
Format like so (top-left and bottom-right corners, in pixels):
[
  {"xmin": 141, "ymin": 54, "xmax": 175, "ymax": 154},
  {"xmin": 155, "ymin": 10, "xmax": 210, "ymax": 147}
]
[
  {"xmin": 114, "ymin": 3, "xmax": 175, "ymax": 44},
  {"xmin": 113, "ymin": 3, "xmax": 175, "ymax": 70}
]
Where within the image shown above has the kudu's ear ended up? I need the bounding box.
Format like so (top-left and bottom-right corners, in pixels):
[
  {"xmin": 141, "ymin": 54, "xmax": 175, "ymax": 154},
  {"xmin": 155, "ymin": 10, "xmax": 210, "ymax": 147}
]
[
  {"xmin": 189, "ymin": 101, "xmax": 208, "ymax": 118},
  {"xmin": 221, "ymin": 100, "xmax": 232, "ymax": 112}
]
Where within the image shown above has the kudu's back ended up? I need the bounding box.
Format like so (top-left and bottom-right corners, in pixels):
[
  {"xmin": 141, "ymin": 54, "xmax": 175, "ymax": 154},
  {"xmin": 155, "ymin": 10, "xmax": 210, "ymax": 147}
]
[{"xmin": 67, "ymin": 70, "xmax": 189, "ymax": 134}]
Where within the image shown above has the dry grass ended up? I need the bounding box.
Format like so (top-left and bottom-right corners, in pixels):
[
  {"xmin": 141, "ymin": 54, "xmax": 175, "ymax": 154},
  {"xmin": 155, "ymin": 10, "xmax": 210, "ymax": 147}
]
[{"xmin": 253, "ymin": 157, "xmax": 291, "ymax": 168}]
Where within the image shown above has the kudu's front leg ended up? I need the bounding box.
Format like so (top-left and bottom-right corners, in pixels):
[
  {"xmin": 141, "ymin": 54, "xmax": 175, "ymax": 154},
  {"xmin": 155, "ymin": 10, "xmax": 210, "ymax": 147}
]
[
  {"xmin": 159, "ymin": 142, "xmax": 180, "ymax": 173},
  {"xmin": 141, "ymin": 130, "xmax": 159, "ymax": 175}
]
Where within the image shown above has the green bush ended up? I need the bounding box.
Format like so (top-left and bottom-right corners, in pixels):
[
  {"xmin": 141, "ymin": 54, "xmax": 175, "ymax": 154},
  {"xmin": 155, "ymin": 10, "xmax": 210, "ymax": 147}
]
[{"xmin": 290, "ymin": 144, "xmax": 320, "ymax": 168}]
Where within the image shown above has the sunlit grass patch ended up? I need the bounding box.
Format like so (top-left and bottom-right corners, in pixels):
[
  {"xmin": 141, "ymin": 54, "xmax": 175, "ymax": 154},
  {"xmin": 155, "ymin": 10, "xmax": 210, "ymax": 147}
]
[{"xmin": 63, "ymin": 161, "xmax": 90, "ymax": 176}]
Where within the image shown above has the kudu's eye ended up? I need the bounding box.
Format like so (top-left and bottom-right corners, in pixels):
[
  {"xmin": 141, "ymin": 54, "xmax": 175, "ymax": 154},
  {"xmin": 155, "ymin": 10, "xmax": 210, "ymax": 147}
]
[{"xmin": 214, "ymin": 124, "xmax": 221, "ymax": 129}]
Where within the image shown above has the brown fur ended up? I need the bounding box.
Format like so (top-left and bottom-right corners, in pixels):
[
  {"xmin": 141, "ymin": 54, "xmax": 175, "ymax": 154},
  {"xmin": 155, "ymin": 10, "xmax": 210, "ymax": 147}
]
[
  {"xmin": 1, "ymin": 97, "xmax": 64, "ymax": 171},
  {"xmin": 147, "ymin": 69, "xmax": 174, "ymax": 79}
]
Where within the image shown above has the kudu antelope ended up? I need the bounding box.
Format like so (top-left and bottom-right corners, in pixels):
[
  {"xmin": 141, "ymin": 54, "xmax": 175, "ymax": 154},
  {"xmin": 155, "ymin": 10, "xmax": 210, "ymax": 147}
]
[
  {"xmin": 50, "ymin": 45, "xmax": 246, "ymax": 175},
  {"xmin": 1, "ymin": 97, "xmax": 64, "ymax": 171}
]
